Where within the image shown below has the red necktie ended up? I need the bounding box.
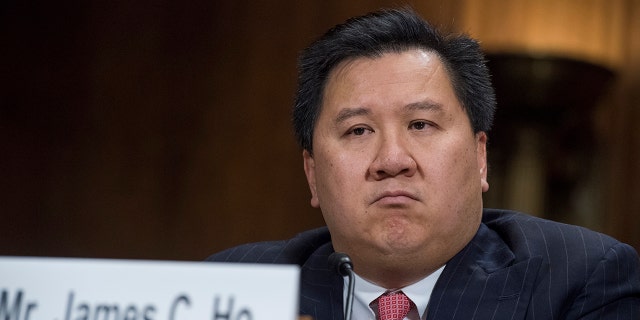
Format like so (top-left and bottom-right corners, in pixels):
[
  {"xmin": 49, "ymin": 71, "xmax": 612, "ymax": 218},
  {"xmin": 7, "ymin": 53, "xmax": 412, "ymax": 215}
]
[{"xmin": 377, "ymin": 291, "xmax": 412, "ymax": 320}]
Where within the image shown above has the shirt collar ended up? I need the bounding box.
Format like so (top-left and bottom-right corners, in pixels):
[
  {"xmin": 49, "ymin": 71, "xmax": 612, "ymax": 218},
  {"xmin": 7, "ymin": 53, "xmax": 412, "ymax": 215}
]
[{"xmin": 344, "ymin": 265, "xmax": 445, "ymax": 319}]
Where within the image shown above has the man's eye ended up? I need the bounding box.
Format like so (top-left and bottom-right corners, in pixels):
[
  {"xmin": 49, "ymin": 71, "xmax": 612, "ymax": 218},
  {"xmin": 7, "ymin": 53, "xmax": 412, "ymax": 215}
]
[
  {"xmin": 351, "ymin": 127, "xmax": 367, "ymax": 135},
  {"xmin": 345, "ymin": 126, "xmax": 372, "ymax": 136},
  {"xmin": 410, "ymin": 121, "xmax": 429, "ymax": 130}
]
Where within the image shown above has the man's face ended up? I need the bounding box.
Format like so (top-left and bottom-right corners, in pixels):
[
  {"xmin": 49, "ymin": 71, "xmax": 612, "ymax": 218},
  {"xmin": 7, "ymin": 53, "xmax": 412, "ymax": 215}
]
[{"xmin": 303, "ymin": 49, "xmax": 489, "ymax": 285}]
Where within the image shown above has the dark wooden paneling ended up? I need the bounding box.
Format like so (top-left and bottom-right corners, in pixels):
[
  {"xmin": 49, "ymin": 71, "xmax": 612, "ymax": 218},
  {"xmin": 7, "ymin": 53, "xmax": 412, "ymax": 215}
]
[{"xmin": 1, "ymin": 1, "xmax": 637, "ymax": 260}]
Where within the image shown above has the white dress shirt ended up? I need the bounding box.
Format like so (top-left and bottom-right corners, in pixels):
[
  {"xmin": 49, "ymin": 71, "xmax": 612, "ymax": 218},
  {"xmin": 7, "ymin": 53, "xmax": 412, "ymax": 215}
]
[{"xmin": 342, "ymin": 265, "xmax": 445, "ymax": 320}]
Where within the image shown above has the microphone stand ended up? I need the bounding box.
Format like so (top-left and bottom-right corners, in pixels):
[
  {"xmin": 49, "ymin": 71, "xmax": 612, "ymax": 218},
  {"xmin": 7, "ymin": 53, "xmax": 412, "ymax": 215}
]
[{"xmin": 328, "ymin": 252, "xmax": 355, "ymax": 320}]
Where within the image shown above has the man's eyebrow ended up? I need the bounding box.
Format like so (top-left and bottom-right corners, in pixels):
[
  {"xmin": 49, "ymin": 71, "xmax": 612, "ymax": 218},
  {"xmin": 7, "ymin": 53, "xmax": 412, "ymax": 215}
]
[
  {"xmin": 334, "ymin": 107, "xmax": 370, "ymax": 124},
  {"xmin": 404, "ymin": 101, "xmax": 444, "ymax": 113},
  {"xmin": 333, "ymin": 101, "xmax": 442, "ymax": 124}
]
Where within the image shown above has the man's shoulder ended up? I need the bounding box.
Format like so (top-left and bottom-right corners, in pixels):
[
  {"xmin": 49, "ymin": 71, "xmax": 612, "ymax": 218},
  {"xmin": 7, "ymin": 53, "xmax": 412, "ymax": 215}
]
[
  {"xmin": 481, "ymin": 208, "xmax": 629, "ymax": 259},
  {"xmin": 205, "ymin": 227, "xmax": 332, "ymax": 265}
]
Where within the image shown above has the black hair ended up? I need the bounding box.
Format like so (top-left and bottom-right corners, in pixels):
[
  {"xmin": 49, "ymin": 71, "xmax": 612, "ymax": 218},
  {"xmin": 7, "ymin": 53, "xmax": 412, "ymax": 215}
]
[{"xmin": 292, "ymin": 7, "xmax": 496, "ymax": 153}]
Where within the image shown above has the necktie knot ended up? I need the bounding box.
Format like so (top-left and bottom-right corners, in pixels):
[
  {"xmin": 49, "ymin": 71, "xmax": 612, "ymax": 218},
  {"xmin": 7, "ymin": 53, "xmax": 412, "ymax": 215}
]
[{"xmin": 377, "ymin": 291, "xmax": 412, "ymax": 320}]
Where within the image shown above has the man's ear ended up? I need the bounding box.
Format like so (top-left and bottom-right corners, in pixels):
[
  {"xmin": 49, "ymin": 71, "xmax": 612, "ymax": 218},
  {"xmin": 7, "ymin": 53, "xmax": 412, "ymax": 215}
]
[
  {"xmin": 303, "ymin": 150, "xmax": 320, "ymax": 208},
  {"xmin": 477, "ymin": 132, "xmax": 490, "ymax": 193}
]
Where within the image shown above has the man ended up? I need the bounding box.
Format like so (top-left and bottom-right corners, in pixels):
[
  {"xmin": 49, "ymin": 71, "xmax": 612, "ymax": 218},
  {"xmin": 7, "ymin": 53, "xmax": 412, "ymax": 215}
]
[{"xmin": 208, "ymin": 8, "xmax": 640, "ymax": 319}]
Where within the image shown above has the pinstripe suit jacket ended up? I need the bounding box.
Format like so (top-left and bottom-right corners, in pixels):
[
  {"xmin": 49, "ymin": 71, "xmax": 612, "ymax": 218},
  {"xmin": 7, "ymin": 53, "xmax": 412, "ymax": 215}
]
[{"xmin": 207, "ymin": 209, "xmax": 640, "ymax": 319}]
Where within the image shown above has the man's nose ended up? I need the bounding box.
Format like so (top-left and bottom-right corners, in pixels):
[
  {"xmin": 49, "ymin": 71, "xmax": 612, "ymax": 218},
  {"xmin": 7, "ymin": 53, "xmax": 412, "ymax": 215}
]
[{"xmin": 368, "ymin": 133, "xmax": 417, "ymax": 180}]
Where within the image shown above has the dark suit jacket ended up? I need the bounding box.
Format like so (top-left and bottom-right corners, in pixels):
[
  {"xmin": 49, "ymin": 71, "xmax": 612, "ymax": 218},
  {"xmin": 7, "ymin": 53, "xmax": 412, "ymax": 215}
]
[{"xmin": 207, "ymin": 209, "xmax": 640, "ymax": 319}]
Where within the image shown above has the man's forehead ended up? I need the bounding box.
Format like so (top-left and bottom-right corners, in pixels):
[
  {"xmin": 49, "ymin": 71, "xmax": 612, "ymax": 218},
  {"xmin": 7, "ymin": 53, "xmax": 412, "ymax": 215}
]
[
  {"xmin": 320, "ymin": 50, "xmax": 455, "ymax": 108},
  {"xmin": 327, "ymin": 48, "xmax": 442, "ymax": 79}
]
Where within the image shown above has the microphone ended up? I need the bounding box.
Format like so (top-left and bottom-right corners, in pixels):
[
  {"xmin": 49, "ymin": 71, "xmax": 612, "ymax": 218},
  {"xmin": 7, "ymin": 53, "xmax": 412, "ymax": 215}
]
[{"xmin": 328, "ymin": 252, "xmax": 355, "ymax": 320}]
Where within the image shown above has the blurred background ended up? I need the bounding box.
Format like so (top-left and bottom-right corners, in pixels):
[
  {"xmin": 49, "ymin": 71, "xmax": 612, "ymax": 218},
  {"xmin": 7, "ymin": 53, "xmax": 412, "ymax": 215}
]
[{"xmin": 1, "ymin": 0, "xmax": 639, "ymax": 261}]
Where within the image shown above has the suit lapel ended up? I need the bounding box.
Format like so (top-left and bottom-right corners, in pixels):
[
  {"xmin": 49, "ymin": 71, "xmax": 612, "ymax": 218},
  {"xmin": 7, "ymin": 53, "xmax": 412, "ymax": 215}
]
[
  {"xmin": 299, "ymin": 242, "xmax": 345, "ymax": 320},
  {"xmin": 427, "ymin": 223, "xmax": 543, "ymax": 319},
  {"xmin": 296, "ymin": 221, "xmax": 543, "ymax": 319}
]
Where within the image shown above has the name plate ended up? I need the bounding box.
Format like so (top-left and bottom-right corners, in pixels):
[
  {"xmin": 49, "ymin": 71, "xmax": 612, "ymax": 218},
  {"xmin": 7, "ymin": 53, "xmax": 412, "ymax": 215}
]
[{"xmin": 0, "ymin": 256, "xmax": 300, "ymax": 320}]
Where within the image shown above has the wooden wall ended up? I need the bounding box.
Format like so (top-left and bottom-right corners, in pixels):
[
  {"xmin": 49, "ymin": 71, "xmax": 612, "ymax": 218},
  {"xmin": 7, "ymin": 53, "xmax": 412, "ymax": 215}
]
[{"xmin": 1, "ymin": 1, "xmax": 638, "ymax": 261}]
